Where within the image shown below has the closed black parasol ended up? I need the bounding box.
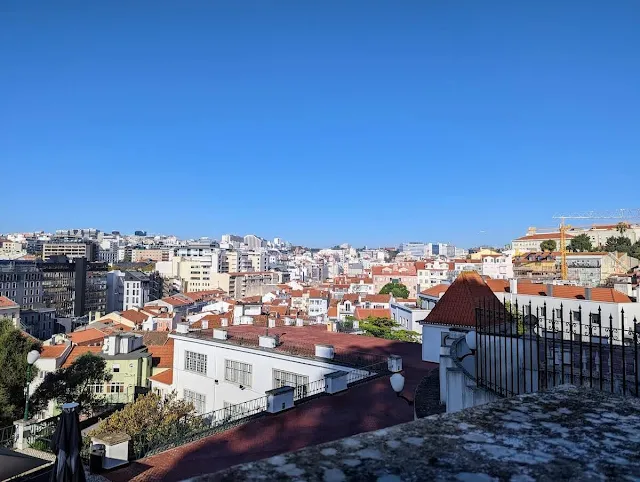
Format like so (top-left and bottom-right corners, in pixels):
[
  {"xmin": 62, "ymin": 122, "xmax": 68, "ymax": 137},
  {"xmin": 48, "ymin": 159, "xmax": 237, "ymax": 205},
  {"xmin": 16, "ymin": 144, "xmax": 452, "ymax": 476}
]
[{"xmin": 49, "ymin": 402, "xmax": 86, "ymax": 482}]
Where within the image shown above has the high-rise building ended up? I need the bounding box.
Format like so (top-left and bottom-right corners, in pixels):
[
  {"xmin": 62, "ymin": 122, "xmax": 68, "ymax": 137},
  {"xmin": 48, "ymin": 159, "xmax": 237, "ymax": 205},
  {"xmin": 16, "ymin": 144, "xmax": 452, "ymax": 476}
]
[
  {"xmin": 0, "ymin": 260, "xmax": 43, "ymax": 309},
  {"xmin": 243, "ymin": 234, "xmax": 264, "ymax": 250},
  {"xmin": 42, "ymin": 241, "xmax": 97, "ymax": 261},
  {"xmin": 400, "ymin": 242, "xmax": 427, "ymax": 258}
]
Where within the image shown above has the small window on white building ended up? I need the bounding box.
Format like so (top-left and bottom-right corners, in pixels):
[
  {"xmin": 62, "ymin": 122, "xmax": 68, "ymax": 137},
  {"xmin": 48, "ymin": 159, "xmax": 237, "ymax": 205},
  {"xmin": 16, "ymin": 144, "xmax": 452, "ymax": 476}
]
[
  {"xmin": 184, "ymin": 389, "xmax": 206, "ymax": 414},
  {"xmin": 273, "ymin": 369, "xmax": 309, "ymax": 399},
  {"xmin": 112, "ymin": 364, "xmax": 120, "ymax": 373},
  {"xmin": 185, "ymin": 351, "xmax": 207, "ymax": 375}
]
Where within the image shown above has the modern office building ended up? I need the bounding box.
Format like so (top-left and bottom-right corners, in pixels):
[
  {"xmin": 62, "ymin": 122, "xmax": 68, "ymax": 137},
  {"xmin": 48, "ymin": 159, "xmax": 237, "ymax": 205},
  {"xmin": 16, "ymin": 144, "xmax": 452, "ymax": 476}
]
[
  {"xmin": 0, "ymin": 260, "xmax": 44, "ymax": 309},
  {"xmin": 42, "ymin": 241, "xmax": 97, "ymax": 261}
]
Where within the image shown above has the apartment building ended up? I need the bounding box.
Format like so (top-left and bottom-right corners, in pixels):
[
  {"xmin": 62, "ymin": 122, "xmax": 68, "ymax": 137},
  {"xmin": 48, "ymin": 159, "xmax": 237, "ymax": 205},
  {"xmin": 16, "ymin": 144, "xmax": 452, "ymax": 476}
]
[
  {"xmin": 0, "ymin": 239, "xmax": 26, "ymax": 259},
  {"xmin": 0, "ymin": 296, "xmax": 20, "ymax": 327},
  {"xmin": 566, "ymin": 252, "xmax": 637, "ymax": 287},
  {"xmin": 416, "ymin": 260, "xmax": 449, "ymax": 291},
  {"xmin": 42, "ymin": 241, "xmax": 97, "ymax": 261},
  {"xmin": 480, "ymin": 254, "xmax": 514, "ymax": 280},
  {"xmin": 20, "ymin": 307, "xmax": 57, "ymax": 340},
  {"xmin": 400, "ymin": 242, "xmax": 428, "ymax": 259},
  {"xmin": 371, "ymin": 265, "xmax": 418, "ymax": 298},
  {"xmin": 512, "ymin": 230, "xmax": 573, "ymax": 253},
  {"xmin": 131, "ymin": 248, "xmax": 173, "ymax": 263},
  {"xmin": 209, "ymin": 272, "xmax": 281, "ymax": 299},
  {"xmin": 569, "ymin": 223, "xmax": 640, "ymax": 247},
  {"xmin": 243, "ymin": 235, "xmax": 264, "ymax": 250},
  {"xmin": 0, "ymin": 260, "xmax": 43, "ymax": 309},
  {"xmin": 41, "ymin": 258, "xmax": 108, "ymax": 317}
]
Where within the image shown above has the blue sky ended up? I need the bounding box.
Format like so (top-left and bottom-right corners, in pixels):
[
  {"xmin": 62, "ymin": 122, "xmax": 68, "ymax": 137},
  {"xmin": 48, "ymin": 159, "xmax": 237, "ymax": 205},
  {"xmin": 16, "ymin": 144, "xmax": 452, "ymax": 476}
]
[{"xmin": 1, "ymin": 1, "xmax": 638, "ymax": 248}]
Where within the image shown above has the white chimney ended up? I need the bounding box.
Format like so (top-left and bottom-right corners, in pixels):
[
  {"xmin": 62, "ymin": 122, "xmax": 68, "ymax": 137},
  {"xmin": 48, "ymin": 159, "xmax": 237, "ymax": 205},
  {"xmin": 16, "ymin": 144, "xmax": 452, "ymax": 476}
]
[
  {"xmin": 268, "ymin": 318, "xmax": 276, "ymax": 328},
  {"xmin": 176, "ymin": 322, "xmax": 189, "ymax": 334},
  {"xmin": 296, "ymin": 318, "xmax": 304, "ymax": 327},
  {"xmin": 201, "ymin": 319, "xmax": 209, "ymax": 329},
  {"xmin": 221, "ymin": 318, "xmax": 228, "ymax": 327},
  {"xmin": 259, "ymin": 335, "xmax": 277, "ymax": 349},
  {"xmin": 213, "ymin": 329, "xmax": 228, "ymax": 340},
  {"xmin": 509, "ymin": 278, "xmax": 518, "ymax": 295},
  {"xmin": 315, "ymin": 344, "xmax": 335, "ymax": 359}
]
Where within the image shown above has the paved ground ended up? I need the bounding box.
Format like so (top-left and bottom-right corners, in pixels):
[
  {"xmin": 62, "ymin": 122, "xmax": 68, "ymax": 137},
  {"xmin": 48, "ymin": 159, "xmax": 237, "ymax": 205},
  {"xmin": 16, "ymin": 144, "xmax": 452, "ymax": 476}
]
[{"xmin": 106, "ymin": 337, "xmax": 436, "ymax": 482}]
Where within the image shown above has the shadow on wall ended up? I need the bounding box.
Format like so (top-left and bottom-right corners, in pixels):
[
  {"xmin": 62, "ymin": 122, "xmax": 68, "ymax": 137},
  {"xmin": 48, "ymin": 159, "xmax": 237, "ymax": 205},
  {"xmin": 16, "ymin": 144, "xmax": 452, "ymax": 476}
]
[{"xmin": 105, "ymin": 339, "xmax": 435, "ymax": 482}]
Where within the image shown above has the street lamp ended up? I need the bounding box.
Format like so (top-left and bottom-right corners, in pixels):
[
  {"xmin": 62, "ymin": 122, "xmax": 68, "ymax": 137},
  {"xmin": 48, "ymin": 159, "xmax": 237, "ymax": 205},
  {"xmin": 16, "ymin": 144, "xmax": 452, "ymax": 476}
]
[
  {"xmin": 390, "ymin": 372, "xmax": 413, "ymax": 405},
  {"xmin": 24, "ymin": 350, "xmax": 40, "ymax": 421}
]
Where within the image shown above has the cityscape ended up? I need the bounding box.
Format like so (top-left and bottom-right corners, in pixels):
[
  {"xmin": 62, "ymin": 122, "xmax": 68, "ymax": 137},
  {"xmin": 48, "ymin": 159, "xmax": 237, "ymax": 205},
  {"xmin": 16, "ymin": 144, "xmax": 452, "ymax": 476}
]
[{"xmin": 2, "ymin": 2, "xmax": 640, "ymax": 481}]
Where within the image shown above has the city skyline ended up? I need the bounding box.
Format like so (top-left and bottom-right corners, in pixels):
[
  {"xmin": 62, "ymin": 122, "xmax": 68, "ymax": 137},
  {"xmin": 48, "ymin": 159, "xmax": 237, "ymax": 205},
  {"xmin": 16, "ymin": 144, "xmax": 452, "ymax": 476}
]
[{"xmin": 2, "ymin": 2, "xmax": 638, "ymax": 246}]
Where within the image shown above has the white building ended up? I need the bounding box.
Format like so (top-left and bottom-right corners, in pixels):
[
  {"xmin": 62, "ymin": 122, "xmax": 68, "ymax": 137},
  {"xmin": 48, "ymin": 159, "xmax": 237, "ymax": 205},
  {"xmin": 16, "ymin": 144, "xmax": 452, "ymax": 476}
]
[
  {"xmin": 480, "ymin": 254, "xmax": 514, "ymax": 280},
  {"xmin": 244, "ymin": 235, "xmax": 264, "ymax": 250},
  {"xmin": 0, "ymin": 296, "xmax": 20, "ymax": 327},
  {"xmin": 390, "ymin": 300, "xmax": 428, "ymax": 334},
  {"xmin": 167, "ymin": 326, "xmax": 390, "ymax": 413}
]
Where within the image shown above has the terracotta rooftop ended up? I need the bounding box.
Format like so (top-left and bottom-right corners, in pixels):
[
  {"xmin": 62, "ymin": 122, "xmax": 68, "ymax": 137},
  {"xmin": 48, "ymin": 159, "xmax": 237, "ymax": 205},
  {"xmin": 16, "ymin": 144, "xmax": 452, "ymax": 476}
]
[
  {"xmin": 67, "ymin": 328, "xmax": 106, "ymax": 345},
  {"xmin": 514, "ymin": 232, "xmax": 575, "ymax": 241},
  {"xmin": 40, "ymin": 344, "xmax": 69, "ymax": 359},
  {"xmin": 353, "ymin": 307, "xmax": 391, "ymax": 320},
  {"xmin": 61, "ymin": 345, "xmax": 102, "ymax": 368},
  {"xmin": 371, "ymin": 265, "xmax": 417, "ymax": 276},
  {"xmin": 341, "ymin": 293, "xmax": 360, "ymax": 303},
  {"xmin": 363, "ymin": 294, "xmax": 391, "ymax": 304},
  {"xmin": 491, "ymin": 282, "xmax": 633, "ymax": 303},
  {"xmin": 120, "ymin": 310, "xmax": 149, "ymax": 325},
  {"xmin": 149, "ymin": 369, "xmax": 173, "ymax": 385},
  {"xmin": 141, "ymin": 331, "xmax": 173, "ymax": 346},
  {"xmin": 0, "ymin": 296, "xmax": 18, "ymax": 308},
  {"xmin": 420, "ymin": 284, "xmax": 450, "ymax": 297},
  {"xmin": 148, "ymin": 345, "xmax": 174, "ymax": 368},
  {"xmin": 422, "ymin": 271, "xmax": 502, "ymax": 328}
]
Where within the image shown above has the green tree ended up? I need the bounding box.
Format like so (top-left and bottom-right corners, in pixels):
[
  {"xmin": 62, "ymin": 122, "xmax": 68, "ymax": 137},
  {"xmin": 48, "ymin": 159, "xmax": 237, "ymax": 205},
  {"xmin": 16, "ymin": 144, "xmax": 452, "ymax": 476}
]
[
  {"xmin": 617, "ymin": 222, "xmax": 629, "ymax": 236},
  {"xmin": 0, "ymin": 318, "xmax": 41, "ymax": 425},
  {"xmin": 30, "ymin": 353, "xmax": 112, "ymax": 416},
  {"xmin": 352, "ymin": 316, "xmax": 420, "ymax": 342},
  {"xmin": 89, "ymin": 391, "xmax": 202, "ymax": 455},
  {"xmin": 379, "ymin": 282, "xmax": 410, "ymax": 299},
  {"xmin": 567, "ymin": 234, "xmax": 593, "ymax": 253},
  {"xmin": 630, "ymin": 241, "xmax": 640, "ymax": 260},
  {"xmin": 540, "ymin": 239, "xmax": 557, "ymax": 252},
  {"xmin": 604, "ymin": 236, "xmax": 632, "ymax": 254}
]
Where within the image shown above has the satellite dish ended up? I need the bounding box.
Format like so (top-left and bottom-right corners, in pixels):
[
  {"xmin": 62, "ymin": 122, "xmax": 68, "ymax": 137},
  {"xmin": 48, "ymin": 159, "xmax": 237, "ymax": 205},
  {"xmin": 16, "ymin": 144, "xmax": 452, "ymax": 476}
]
[{"xmin": 523, "ymin": 314, "xmax": 538, "ymax": 328}]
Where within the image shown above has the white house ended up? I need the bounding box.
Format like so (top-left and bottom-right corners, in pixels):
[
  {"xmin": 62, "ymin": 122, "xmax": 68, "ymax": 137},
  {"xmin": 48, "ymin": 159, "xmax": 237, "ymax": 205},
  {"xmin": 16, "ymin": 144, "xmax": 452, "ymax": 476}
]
[
  {"xmin": 169, "ymin": 326, "xmax": 386, "ymax": 413},
  {"xmin": 30, "ymin": 342, "xmax": 74, "ymax": 419},
  {"xmin": 480, "ymin": 254, "xmax": 514, "ymax": 280},
  {"xmin": 390, "ymin": 301, "xmax": 429, "ymax": 334},
  {"xmin": 0, "ymin": 296, "xmax": 20, "ymax": 328}
]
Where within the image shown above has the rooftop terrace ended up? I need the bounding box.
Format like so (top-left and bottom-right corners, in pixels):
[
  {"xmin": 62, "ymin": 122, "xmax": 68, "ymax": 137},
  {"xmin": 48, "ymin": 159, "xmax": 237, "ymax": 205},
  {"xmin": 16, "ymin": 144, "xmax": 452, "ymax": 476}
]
[{"xmin": 201, "ymin": 385, "xmax": 640, "ymax": 482}]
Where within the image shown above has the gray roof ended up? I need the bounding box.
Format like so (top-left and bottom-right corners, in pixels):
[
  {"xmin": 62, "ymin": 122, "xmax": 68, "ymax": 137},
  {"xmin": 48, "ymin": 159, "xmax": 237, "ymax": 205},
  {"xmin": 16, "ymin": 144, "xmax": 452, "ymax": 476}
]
[{"xmin": 124, "ymin": 271, "xmax": 150, "ymax": 282}]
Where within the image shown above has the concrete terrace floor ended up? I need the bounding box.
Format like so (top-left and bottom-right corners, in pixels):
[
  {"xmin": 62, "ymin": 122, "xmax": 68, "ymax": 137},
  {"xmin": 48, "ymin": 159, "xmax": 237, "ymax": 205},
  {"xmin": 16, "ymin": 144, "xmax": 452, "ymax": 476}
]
[{"xmin": 105, "ymin": 333, "xmax": 435, "ymax": 482}]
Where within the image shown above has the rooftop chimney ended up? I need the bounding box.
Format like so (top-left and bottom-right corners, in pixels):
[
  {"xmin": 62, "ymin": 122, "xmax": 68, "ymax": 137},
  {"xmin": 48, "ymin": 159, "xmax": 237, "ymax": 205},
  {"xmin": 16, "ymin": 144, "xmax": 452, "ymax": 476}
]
[
  {"xmin": 509, "ymin": 279, "xmax": 518, "ymax": 295},
  {"xmin": 201, "ymin": 319, "xmax": 209, "ymax": 330},
  {"xmin": 546, "ymin": 284, "xmax": 554, "ymax": 297},
  {"xmin": 585, "ymin": 287, "xmax": 592, "ymax": 301},
  {"xmin": 221, "ymin": 318, "xmax": 228, "ymax": 327},
  {"xmin": 176, "ymin": 322, "xmax": 189, "ymax": 334}
]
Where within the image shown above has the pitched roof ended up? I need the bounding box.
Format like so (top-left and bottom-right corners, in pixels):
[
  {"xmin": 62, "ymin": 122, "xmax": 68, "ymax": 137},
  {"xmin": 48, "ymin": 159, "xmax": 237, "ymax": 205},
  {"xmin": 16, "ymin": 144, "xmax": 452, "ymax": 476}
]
[
  {"xmin": 420, "ymin": 284, "xmax": 450, "ymax": 297},
  {"xmin": 363, "ymin": 294, "xmax": 391, "ymax": 304},
  {"xmin": 353, "ymin": 308, "xmax": 391, "ymax": 320},
  {"xmin": 61, "ymin": 346, "xmax": 102, "ymax": 368},
  {"xmin": 120, "ymin": 310, "xmax": 149, "ymax": 325},
  {"xmin": 307, "ymin": 289, "xmax": 329, "ymax": 299},
  {"xmin": 141, "ymin": 331, "xmax": 172, "ymax": 346},
  {"xmin": 0, "ymin": 296, "xmax": 18, "ymax": 308},
  {"xmin": 341, "ymin": 294, "xmax": 360, "ymax": 303},
  {"xmin": 514, "ymin": 232, "xmax": 575, "ymax": 241},
  {"xmin": 149, "ymin": 369, "xmax": 173, "ymax": 385},
  {"xmin": 182, "ymin": 289, "xmax": 226, "ymax": 302},
  {"xmin": 148, "ymin": 345, "xmax": 174, "ymax": 368},
  {"xmin": 161, "ymin": 296, "xmax": 193, "ymax": 307},
  {"xmin": 327, "ymin": 306, "xmax": 338, "ymax": 318},
  {"xmin": 67, "ymin": 328, "xmax": 106, "ymax": 345},
  {"xmin": 371, "ymin": 265, "xmax": 417, "ymax": 276},
  {"xmin": 422, "ymin": 272, "xmax": 502, "ymax": 327},
  {"xmin": 490, "ymin": 282, "xmax": 632, "ymax": 303},
  {"xmin": 40, "ymin": 344, "xmax": 69, "ymax": 359}
]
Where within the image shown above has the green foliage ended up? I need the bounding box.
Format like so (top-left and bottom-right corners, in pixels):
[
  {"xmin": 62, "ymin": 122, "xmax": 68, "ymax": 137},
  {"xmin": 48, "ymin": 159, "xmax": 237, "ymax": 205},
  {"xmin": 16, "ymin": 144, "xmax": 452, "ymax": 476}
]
[
  {"xmin": 617, "ymin": 222, "xmax": 629, "ymax": 235},
  {"xmin": 567, "ymin": 234, "xmax": 593, "ymax": 253},
  {"xmin": 358, "ymin": 316, "xmax": 420, "ymax": 343},
  {"xmin": 379, "ymin": 282, "xmax": 409, "ymax": 299},
  {"xmin": 540, "ymin": 239, "xmax": 557, "ymax": 252},
  {"xmin": 30, "ymin": 353, "xmax": 112, "ymax": 416},
  {"xmin": 0, "ymin": 318, "xmax": 41, "ymax": 425},
  {"xmin": 630, "ymin": 241, "xmax": 640, "ymax": 260},
  {"xmin": 90, "ymin": 391, "xmax": 202, "ymax": 455},
  {"xmin": 604, "ymin": 236, "xmax": 632, "ymax": 254}
]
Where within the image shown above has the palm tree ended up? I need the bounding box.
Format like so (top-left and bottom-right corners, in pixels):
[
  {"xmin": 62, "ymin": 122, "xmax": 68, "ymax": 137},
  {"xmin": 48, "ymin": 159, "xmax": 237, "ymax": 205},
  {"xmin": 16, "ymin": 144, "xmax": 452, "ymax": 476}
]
[{"xmin": 616, "ymin": 222, "xmax": 628, "ymax": 236}]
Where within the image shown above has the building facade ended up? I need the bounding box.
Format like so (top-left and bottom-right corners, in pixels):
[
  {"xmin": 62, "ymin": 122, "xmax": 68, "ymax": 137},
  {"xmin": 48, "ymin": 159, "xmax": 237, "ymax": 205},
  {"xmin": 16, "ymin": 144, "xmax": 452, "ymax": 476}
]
[
  {"xmin": 42, "ymin": 241, "xmax": 97, "ymax": 261},
  {"xmin": 0, "ymin": 260, "xmax": 43, "ymax": 309}
]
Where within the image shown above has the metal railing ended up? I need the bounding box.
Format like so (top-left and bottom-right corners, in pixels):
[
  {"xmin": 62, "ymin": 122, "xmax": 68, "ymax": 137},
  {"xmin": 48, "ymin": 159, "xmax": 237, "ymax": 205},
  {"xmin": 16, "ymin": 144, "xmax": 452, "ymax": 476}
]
[
  {"xmin": 476, "ymin": 299, "xmax": 640, "ymax": 398},
  {"xmin": 293, "ymin": 378, "xmax": 327, "ymax": 402},
  {"xmin": 132, "ymin": 395, "xmax": 268, "ymax": 459},
  {"xmin": 27, "ymin": 415, "xmax": 60, "ymax": 451},
  {"xmin": 346, "ymin": 360, "xmax": 390, "ymax": 385},
  {"xmin": 0, "ymin": 424, "xmax": 16, "ymax": 448}
]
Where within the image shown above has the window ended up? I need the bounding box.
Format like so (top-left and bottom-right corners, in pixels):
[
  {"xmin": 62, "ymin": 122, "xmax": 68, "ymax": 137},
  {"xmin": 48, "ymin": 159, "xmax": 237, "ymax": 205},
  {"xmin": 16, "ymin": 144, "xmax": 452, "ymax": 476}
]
[
  {"xmin": 589, "ymin": 313, "xmax": 601, "ymax": 325},
  {"xmin": 554, "ymin": 308, "xmax": 562, "ymax": 319},
  {"xmin": 185, "ymin": 351, "xmax": 207, "ymax": 374},
  {"xmin": 112, "ymin": 364, "xmax": 120, "ymax": 373},
  {"xmin": 108, "ymin": 382, "xmax": 125, "ymax": 393},
  {"xmin": 273, "ymin": 369, "xmax": 309, "ymax": 399},
  {"xmin": 184, "ymin": 389, "xmax": 206, "ymax": 414},
  {"xmin": 225, "ymin": 359, "xmax": 252, "ymax": 387},
  {"xmin": 93, "ymin": 384, "xmax": 104, "ymax": 393},
  {"xmin": 572, "ymin": 311, "xmax": 582, "ymax": 322},
  {"xmin": 223, "ymin": 400, "xmax": 246, "ymax": 419}
]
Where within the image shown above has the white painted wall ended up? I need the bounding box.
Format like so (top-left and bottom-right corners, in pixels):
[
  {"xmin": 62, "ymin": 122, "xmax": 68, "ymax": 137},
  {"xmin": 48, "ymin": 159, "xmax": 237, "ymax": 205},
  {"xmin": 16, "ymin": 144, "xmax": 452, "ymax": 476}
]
[
  {"xmin": 171, "ymin": 335, "xmax": 368, "ymax": 413},
  {"xmin": 422, "ymin": 324, "xmax": 451, "ymax": 362}
]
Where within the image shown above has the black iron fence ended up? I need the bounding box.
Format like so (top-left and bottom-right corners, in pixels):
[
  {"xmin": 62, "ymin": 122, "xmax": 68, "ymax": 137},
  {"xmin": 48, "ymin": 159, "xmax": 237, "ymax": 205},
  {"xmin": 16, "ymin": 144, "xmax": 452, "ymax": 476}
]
[
  {"xmin": 0, "ymin": 424, "xmax": 16, "ymax": 448},
  {"xmin": 475, "ymin": 299, "xmax": 640, "ymax": 398}
]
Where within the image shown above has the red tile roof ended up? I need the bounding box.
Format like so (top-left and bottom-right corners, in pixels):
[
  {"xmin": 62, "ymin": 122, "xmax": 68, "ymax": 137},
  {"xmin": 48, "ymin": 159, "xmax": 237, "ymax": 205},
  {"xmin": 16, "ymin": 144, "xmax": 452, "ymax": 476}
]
[
  {"xmin": 514, "ymin": 232, "xmax": 575, "ymax": 241},
  {"xmin": 371, "ymin": 266, "xmax": 417, "ymax": 276},
  {"xmin": 61, "ymin": 346, "xmax": 102, "ymax": 368},
  {"xmin": 182, "ymin": 289, "xmax": 226, "ymax": 302},
  {"xmin": 420, "ymin": 284, "xmax": 450, "ymax": 297},
  {"xmin": 148, "ymin": 345, "xmax": 174, "ymax": 368},
  {"xmin": 423, "ymin": 271, "xmax": 502, "ymax": 328},
  {"xmin": 120, "ymin": 310, "xmax": 149, "ymax": 325},
  {"xmin": 341, "ymin": 294, "xmax": 360, "ymax": 303},
  {"xmin": 40, "ymin": 344, "xmax": 69, "ymax": 359},
  {"xmin": 363, "ymin": 294, "xmax": 391, "ymax": 304},
  {"xmin": 67, "ymin": 328, "xmax": 106, "ymax": 345},
  {"xmin": 161, "ymin": 296, "xmax": 193, "ymax": 307},
  {"xmin": 490, "ymin": 282, "xmax": 632, "ymax": 303},
  {"xmin": 307, "ymin": 289, "xmax": 329, "ymax": 299},
  {"xmin": 353, "ymin": 308, "xmax": 391, "ymax": 320},
  {"xmin": 149, "ymin": 369, "xmax": 173, "ymax": 385},
  {"xmin": 0, "ymin": 296, "xmax": 18, "ymax": 308}
]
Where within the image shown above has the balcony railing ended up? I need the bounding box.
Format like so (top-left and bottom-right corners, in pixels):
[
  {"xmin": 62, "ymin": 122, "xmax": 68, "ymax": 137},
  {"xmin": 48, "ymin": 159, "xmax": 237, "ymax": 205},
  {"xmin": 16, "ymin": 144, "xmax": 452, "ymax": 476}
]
[{"xmin": 475, "ymin": 299, "xmax": 640, "ymax": 398}]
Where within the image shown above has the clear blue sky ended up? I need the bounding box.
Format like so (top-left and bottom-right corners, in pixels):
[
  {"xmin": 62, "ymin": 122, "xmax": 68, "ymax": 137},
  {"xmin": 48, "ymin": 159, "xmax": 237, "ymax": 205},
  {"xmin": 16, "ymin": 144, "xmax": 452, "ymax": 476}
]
[{"xmin": 1, "ymin": 1, "xmax": 638, "ymax": 248}]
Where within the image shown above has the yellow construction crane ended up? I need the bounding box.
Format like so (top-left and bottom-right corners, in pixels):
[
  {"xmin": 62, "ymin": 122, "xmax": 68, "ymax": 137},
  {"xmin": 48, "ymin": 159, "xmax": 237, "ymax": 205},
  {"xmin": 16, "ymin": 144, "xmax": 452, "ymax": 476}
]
[{"xmin": 553, "ymin": 209, "xmax": 640, "ymax": 280}]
